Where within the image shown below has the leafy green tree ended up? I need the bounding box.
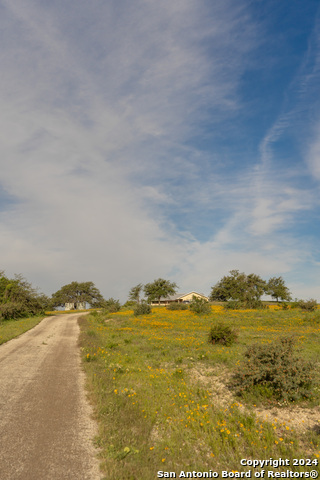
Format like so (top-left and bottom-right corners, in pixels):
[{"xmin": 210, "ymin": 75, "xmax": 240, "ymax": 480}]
[
  {"xmin": 210, "ymin": 270, "xmax": 268, "ymax": 307},
  {"xmin": 267, "ymin": 276, "xmax": 291, "ymax": 302},
  {"xmin": 128, "ymin": 284, "xmax": 143, "ymax": 304},
  {"xmin": 143, "ymin": 278, "xmax": 178, "ymax": 305},
  {"xmin": 0, "ymin": 270, "xmax": 10, "ymax": 298},
  {"xmin": 51, "ymin": 281, "xmax": 105, "ymax": 309},
  {"xmin": 0, "ymin": 271, "xmax": 49, "ymax": 320},
  {"xmin": 245, "ymin": 273, "xmax": 268, "ymax": 303}
]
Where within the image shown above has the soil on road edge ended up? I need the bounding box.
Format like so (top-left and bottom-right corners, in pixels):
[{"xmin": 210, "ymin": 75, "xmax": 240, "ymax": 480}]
[{"xmin": 0, "ymin": 313, "xmax": 102, "ymax": 480}]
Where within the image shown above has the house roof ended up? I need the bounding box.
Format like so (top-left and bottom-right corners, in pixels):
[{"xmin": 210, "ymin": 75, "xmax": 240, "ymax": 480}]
[{"xmin": 159, "ymin": 292, "xmax": 208, "ymax": 301}]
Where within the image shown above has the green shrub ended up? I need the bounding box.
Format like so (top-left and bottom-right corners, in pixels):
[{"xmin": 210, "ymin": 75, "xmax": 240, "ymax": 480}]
[
  {"xmin": 232, "ymin": 337, "xmax": 315, "ymax": 402},
  {"xmin": 224, "ymin": 300, "xmax": 243, "ymax": 310},
  {"xmin": 208, "ymin": 323, "xmax": 238, "ymax": 346},
  {"xmin": 224, "ymin": 299, "xmax": 266, "ymax": 310},
  {"xmin": 290, "ymin": 298, "xmax": 318, "ymax": 311},
  {"xmin": 104, "ymin": 298, "xmax": 121, "ymax": 313},
  {"xmin": 0, "ymin": 301, "xmax": 28, "ymax": 320},
  {"xmin": 189, "ymin": 296, "xmax": 211, "ymax": 314},
  {"xmin": 122, "ymin": 301, "xmax": 137, "ymax": 308},
  {"xmin": 281, "ymin": 302, "xmax": 290, "ymax": 310},
  {"xmin": 298, "ymin": 299, "xmax": 317, "ymax": 311},
  {"xmin": 244, "ymin": 299, "xmax": 266, "ymax": 309},
  {"xmin": 133, "ymin": 301, "xmax": 152, "ymax": 316},
  {"xmin": 166, "ymin": 302, "xmax": 188, "ymax": 310}
]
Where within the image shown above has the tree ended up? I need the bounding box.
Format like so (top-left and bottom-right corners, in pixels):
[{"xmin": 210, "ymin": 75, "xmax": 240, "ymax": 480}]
[
  {"xmin": 245, "ymin": 273, "xmax": 268, "ymax": 303},
  {"xmin": 267, "ymin": 276, "xmax": 291, "ymax": 302},
  {"xmin": 51, "ymin": 281, "xmax": 105, "ymax": 309},
  {"xmin": 128, "ymin": 284, "xmax": 143, "ymax": 304},
  {"xmin": 0, "ymin": 271, "xmax": 49, "ymax": 320},
  {"xmin": 143, "ymin": 278, "xmax": 178, "ymax": 305},
  {"xmin": 210, "ymin": 270, "xmax": 268, "ymax": 307}
]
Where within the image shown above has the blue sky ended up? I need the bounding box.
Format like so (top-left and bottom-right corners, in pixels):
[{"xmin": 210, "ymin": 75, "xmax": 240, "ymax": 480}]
[{"xmin": 1, "ymin": 0, "xmax": 320, "ymax": 301}]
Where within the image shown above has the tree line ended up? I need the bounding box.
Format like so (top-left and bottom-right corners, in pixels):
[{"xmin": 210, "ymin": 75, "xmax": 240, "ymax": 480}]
[
  {"xmin": 209, "ymin": 270, "xmax": 291, "ymax": 308},
  {"xmin": 127, "ymin": 272, "xmax": 292, "ymax": 310},
  {"xmin": 0, "ymin": 269, "xmax": 293, "ymax": 321},
  {"xmin": 0, "ymin": 273, "xmax": 107, "ymax": 321}
]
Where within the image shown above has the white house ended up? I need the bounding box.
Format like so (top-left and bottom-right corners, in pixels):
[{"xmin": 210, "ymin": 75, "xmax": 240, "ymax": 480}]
[
  {"xmin": 150, "ymin": 292, "xmax": 209, "ymax": 306},
  {"xmin": 65, "ymin": 302, "xmax": 86, "ymax": 311}
]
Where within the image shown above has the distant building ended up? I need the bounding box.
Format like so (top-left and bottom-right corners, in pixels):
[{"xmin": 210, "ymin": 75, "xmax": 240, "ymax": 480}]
[
  {"xmin": 65, "ymin": 302, "xmax": 86, "ymax": 311},
  {"xmin": 150, "ymin": 292, "xmax": 209, "ymax": 306}
]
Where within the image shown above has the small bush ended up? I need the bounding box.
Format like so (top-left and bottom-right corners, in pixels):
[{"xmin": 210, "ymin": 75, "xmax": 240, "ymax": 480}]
[
  {"xmin": 189, "ymin": 296, "xmax": 211, "ymax": 315},
  {"xmin": 224, "ymin": 300, "xmax": 243, "ymax": 310},
  {"xmin": 122, "ymin": 301, "xmax": 137, "ymax": 308},
  {"xmin": 104, "ymin": 298, "xmax": 121, "ymax": 313},
  {"xmin": 134, "ymin": 301, "xmax": 152, "ymax": 316},
  {"xmin": 224, "ymin": 299, "xmax": 266, "ymax": 310},
  {"xmin": 232, "ymin": 337, "xmax": 315, "ymax": 402},
  {"xmin": 166, "ymin": 302, "xmax": 188, "ymax": 310},
  {"xmin": 0, "ymin": 301, "xmax": 33, "ymax": 320},
  {"xmin": 208, "ymin": 323, "xmax": 238, "ymax": 346},
  {"xmin": 245, "ymin": 299, "xmax": 266, "ymax": 309},
  {"xmin": 281, "ymin": 302, "xmax": 290, "ymax": 310},
  {"xmin": 298, "ymin": 299, "xmax": 317, "ymax": 311}
]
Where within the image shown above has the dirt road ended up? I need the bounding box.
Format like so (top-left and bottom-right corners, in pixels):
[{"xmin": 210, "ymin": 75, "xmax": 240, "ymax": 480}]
[{"xmin": 0, "ymin": 314, "xmax": 101, "ymax": 480}]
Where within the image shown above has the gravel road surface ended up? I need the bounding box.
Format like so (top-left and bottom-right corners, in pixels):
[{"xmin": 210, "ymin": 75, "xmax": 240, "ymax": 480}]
[{"xmin": 0, "ymin": 314, "xmax": 101, "ymax": 480}]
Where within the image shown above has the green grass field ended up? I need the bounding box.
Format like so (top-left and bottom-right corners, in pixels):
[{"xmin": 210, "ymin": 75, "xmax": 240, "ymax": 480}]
[
  {"xmin": 0, "ymin": 315, "xmax": 44, "ymax": 345},
  {"xmin": 79, "ymin": 306, "xmax": 320, "ymax": 480}
]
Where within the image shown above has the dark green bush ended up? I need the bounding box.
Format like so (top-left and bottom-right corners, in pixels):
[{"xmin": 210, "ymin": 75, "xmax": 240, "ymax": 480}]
[
  {"xmin": 0, "ymin": 301, "xmax": 28, "ymax": 320},
  {"xmin": 224, "ymin": 300, "xmax": 243, "ymax": 310},
  {"xmin": 189, "ymin": 296, "xmax": 211, "ymax": 314},
  {"xmin": 244, "ymin": 299, "xmax": 266, "ymax": 309},
  {"xmin": 166, "ymin": 302, "xmax": 188, "ymax": 310},
  {"xmin": 134, "ymin": 301, "xmax": 152, "ymax": 316},
  {"xmin": 208, "ymin": 323, "xmax": 238, "ymax": 346},
  {"xmin": 232, "ymin": 337, "xmax": 315, "ymax": 402}
]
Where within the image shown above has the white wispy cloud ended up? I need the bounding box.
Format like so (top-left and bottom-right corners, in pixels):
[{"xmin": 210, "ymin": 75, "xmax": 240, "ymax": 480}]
[
  {"xmin": 0, "ymin": 0, "xmax": 259, "ymax": 298},
  {"xmin": 0, "ymin": 0, "xmax": 319, "ymax": 301}
]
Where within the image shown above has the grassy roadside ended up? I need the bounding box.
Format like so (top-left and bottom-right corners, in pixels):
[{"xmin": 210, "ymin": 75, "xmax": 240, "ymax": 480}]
[
  {"xmin": 0, "ymin": 309, "xmax": 95, "ymax": 345},
  {"xmin": 79, "ymin": 307, "xmax": 320, "ymax": 480},
  {"xmin": 0, "ymin": 315, "xmax": 45, "ymax": 345}
]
